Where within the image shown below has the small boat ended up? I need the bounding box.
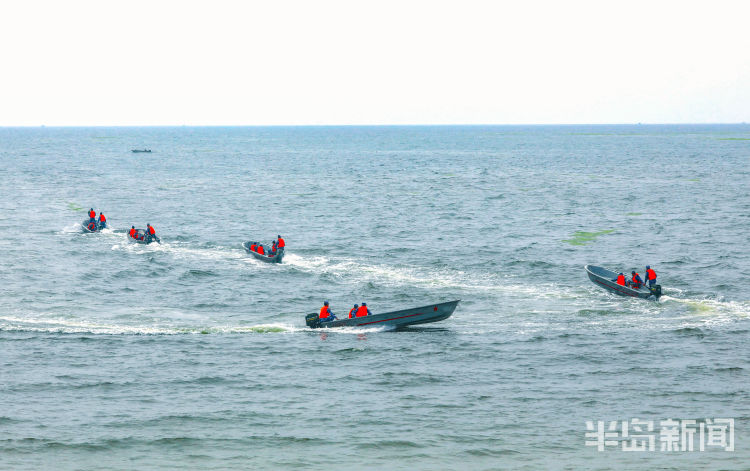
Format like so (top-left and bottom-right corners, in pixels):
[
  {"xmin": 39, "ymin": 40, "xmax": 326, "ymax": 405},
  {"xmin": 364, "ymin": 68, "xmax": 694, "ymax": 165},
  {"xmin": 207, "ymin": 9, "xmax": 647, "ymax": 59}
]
[
  {"xmin": 131, "ymin": 149, "xmax": 152, "ymax": 153},
  {"xmin": 305, "ymin": 300, "xmax": 460, "ymax": 329},
  {"xmin": 127, "ymin": 229, "xmax": 160, "ymax": 244},
  {"xmin": 243, "ymin": 241, "xmax": 284, "ymax": 263},
  {"xmin": 81, "ymin": 219, "xmax": 105, "ymax": 232},
  {"xmin": 585, "ymin": 265, "xmax": 661, "ymax": 299}
]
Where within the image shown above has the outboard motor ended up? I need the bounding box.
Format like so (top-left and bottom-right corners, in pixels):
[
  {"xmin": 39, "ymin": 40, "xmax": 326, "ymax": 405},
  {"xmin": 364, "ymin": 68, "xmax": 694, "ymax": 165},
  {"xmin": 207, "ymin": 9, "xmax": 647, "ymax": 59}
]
[
  {"xmin": 649, "ymin": 284, "xmax": 662, "ymax": 298},
  {"xmin": 305, "ymin": 313, "xmax": 320, "ymax": 328}
]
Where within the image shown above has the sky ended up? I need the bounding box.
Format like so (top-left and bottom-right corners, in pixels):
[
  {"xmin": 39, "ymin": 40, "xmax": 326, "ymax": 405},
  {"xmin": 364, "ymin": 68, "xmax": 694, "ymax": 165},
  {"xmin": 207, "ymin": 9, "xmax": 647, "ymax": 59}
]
[{"xmin": 1, "ymin": 0, "xmax": 749, "ymax": 126}]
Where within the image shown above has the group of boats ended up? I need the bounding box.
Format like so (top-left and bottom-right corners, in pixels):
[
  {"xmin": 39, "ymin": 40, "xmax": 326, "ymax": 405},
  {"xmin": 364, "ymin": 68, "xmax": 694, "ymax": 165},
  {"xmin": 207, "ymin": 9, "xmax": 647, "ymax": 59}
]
[
  {"xmin": 304, "ymin": 265, "xmax": 663, "ymax": 330},
  {"xmin": 77, "ymin": 209, "xmax": 662, "ymax": 330}
]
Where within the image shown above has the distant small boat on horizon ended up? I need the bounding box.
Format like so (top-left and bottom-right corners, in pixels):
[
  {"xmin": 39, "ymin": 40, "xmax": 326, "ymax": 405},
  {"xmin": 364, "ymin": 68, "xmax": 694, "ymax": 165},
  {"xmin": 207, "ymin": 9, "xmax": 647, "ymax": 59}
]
[{"xmin": 131, "ymin": 149, "xmax": 152, "ymax": 153}]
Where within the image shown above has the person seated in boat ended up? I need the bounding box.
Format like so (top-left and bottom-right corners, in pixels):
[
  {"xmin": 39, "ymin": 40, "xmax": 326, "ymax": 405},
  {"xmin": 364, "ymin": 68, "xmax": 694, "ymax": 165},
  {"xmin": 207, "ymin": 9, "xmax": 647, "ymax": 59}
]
[
  {"xmin": 277, "ymin": 235, "xmax": 285, "ymax": 251},
  {"xmin": 349, "ymin": 304, "xmax": 359, "ymax": 319},
  {"xmin": 257, "ymin": 244, "xmax": 265, "ymax": 255},
  {"xmin": 88, "ymin": 208, "xmax": 96, "ymax": 222},
  {"xmin": 129, "ymin": 226, "xmax": 137, "ymax": 239},
  {"xmin": 250, "ymin": 242, "xmax": 257, "ymax": 252},
  {"xmin": 630, "ymin": 271, "xmax": 643, "ymax": 289},
  {"xmin": 319, "ymin": 301, "xmax": 337, "ymax": 323},
  {"xmin": 644, "ymin": 266, "xmax": 657, "ymax": 287},
  {"xmin": 270, "ymin": 240, "xmax": 277, "ymax": 254},
  {"xmin": 355, "ymin": 302, "xmax": 372, "ymax": 317},
  {"xmin": 98, "ymin": 212, "xmax": 106, "ymax": 229},
  {"xmin": 612, "ymin": 273, "xmax": 626, "ymax": 286}
]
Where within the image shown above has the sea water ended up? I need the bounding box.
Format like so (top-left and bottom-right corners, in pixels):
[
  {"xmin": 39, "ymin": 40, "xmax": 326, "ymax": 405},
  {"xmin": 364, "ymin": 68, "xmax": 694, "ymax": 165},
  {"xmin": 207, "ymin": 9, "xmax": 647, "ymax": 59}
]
[{"xmin": 1, "ymin": 125, "xmax": 749, "ymax": 469}]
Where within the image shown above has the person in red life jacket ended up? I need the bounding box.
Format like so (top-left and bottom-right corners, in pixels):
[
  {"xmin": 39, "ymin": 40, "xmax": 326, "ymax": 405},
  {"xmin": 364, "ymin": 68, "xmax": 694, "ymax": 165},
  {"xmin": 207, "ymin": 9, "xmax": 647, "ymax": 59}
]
[
  {"xmin": 613, "ymin": 273, "xmax": 626, "ymax": 286},
  {"xmin": 257, "ymin": 244, "xmax": 265, "ymax": 255},
  {"xmin": 630, "ymin": 271, "xmax": 643, "ymax": 289},
  {"xmin": 349, "ymin": 304, "xmax": 359, "ymax": 319},
  {"xmin": 271, "ymin": 240, "xmax": 277, "ymax": 254},
  {"xmin": 645, "ymin": 266, "xmax": 657, "ymax": 287},
  {"xmin": 250, "ymin": 242, "xmax": 257, "ymax": 252},
  {"xmin": 277, "ymin": 235, "xmax": 285, "ymax": 251},
  {"xmin": 87, "ymin": 220, "xmax": 97, "ymax": 231},
  {"xmin": 144, "ymin": 224, "xmax": 159, "ymax": 243},
  {"xmin": 98, "ymin": 212, "xmax": 106, "ymax": 229},
  {"xmin": 319, "ymin": 301, "xmax": 336, "ymax": 323},
  {"xmin": 355, "ymin": 302, "xmax": 372, "ymax": 317},
  {"xmin": 129, "ymin": 226, "xmax": 137, "ymax": 239}
]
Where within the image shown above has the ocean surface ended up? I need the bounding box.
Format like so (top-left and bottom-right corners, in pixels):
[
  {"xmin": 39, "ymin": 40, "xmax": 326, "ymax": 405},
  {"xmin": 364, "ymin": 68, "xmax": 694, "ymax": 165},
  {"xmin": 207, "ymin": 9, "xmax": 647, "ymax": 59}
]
[{"xmin": 1, "ymin": 124, "xmax": 749, "ymax": 470}]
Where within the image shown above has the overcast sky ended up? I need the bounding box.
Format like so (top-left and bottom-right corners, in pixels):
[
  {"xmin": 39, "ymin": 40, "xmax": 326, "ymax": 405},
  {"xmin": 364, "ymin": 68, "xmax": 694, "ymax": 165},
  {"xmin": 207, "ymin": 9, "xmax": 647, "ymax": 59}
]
[{"xmin": 1, "ymin": 0, "xmax": 749, "ymax": 126}]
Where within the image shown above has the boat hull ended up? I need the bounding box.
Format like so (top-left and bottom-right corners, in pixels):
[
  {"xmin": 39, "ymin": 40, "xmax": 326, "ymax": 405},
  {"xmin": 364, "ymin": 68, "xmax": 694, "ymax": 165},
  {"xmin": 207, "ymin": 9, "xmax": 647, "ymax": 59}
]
[
  {"xmin": 305, "ymin": 300, "xmax": 460, "ymax": 329},
  {"xmin": 81, "ymin": 219, "xmax": 105, "ymax": 232},
  {"xmin": 243, "ymin": 241, "xmax": 284, "ymax": 263},
  {"xmin": 585, "ymin": 265, "xmax": 660, "ymax": 299}
]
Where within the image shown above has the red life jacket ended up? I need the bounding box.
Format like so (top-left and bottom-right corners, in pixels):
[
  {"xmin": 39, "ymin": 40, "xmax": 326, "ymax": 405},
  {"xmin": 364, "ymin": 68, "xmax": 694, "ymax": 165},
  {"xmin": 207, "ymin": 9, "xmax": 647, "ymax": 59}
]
[
  {"xmin": 278, "ymin": 238, "xmax": 285, "ymax": 248},
  {"xmin": 356, "ymin": 305, "xmax": 369, "ymax": 317},
  {"xmin": 349, "ymin": 308, "xmax": 355, "ymax": 319},
  {"xmin": 616, "ymin": 274, "xmax": 625, "ymax": 286},
  {"xmin": 88, "ymin": 222, "xmax": 96, "ymax": 231},
  {"xmin": 99, "ymin": 214, "xmax": 106, "ymax": 222},
  {"xmin": 89, "ymin": 210, "xmax": 96, "ymax": 218},
  {"xmin": 258, "ymin": 246, "xmax": 265, "ymax": 255},
  {"xmin": 319, "ymin": 306, "xmax": 330, "ymax": 319},
  {"xmin": 148, "ymin": 226, "xmax": 155, "ymax": 235},
  {"xmin": 646, "ymin": 268, "xmax": 656, "ymax": 280},
  {"xmin": 129, "ymin": 228, "xmax": 136, "ymax": 238},
  {"xmin": 250, "ymin": 244, "xmax": 257, "ymax": 251},
  {"xmin": 632, "ymin": 273, "xmax": 641, "ymax": 285}
]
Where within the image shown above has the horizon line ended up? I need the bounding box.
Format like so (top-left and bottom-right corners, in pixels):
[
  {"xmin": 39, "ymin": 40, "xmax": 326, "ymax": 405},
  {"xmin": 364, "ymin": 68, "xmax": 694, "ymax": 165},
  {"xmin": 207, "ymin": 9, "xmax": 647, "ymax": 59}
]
[{"xmin": 1, "ymin": 122, "xmax": 748, "ymax": 128}]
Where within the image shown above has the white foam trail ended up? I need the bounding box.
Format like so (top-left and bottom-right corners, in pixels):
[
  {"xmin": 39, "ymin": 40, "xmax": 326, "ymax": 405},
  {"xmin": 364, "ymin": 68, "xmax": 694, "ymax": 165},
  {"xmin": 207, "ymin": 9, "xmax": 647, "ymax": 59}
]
[
  {"xmin": 660, "ymin": 295, "xmax": 750, "ymax": 317},
  {"xmin": 109, "ymin": 237, "xmax": 250, "ymax": 264},
  {"xmin": 60, "ymin": 223, "xmax": 84, "ymax": 233},
  {"xmin": 286, "ymin": 254, "xmax": 568, "ymax": 298},
  {"xmin": 0, "ymin": 315, "xmax": 307, "ymax": 335}
]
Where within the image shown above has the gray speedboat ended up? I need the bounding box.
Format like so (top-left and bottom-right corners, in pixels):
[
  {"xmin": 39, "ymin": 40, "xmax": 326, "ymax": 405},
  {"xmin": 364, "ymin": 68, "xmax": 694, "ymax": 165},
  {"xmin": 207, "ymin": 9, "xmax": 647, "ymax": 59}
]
[
  {"xmin": 305, "ymin": 300, "xmax": 460, "ymax": 329},
  {"xmin": 243, "ymin": 241, "xmax": 284, "ymax": 263},
  {"xmin": 585, "ymin": 265, "xmax": 661, "ymax": 299},
  {"xmin": 128, "ymin": 229, "xmax": 160, "ymax": 245}
]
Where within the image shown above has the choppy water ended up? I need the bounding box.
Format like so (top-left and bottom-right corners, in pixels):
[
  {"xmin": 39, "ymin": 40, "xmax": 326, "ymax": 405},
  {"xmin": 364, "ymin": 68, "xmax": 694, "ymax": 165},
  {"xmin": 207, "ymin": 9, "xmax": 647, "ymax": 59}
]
[{"xmin": 1, "ymin": 125, "xmax": 749, "ymax": 470}]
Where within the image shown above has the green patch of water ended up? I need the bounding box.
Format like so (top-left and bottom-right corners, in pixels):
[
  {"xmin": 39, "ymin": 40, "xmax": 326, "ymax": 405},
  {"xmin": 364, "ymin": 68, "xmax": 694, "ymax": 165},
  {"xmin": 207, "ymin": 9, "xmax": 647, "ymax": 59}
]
[
  {"xmin": 626, "ymin": 212, "xmax": 642, "ymax": 216},
  {"xmin": 687, "ymin": 178, "xmax": 700, "ymax": 182},
  {"xmin": 67, "ymin": 202, "xmax": 84, "ymax": 211},
  {"xmin": 717, "ymin": 137, "xmax": 750, "ymax": 141},
  {"xmin": 563, "ymin": 229, "xmax": 615, "ymax": 246},
  {"xmin": 685, "ymin": 301, "xmax": 714, "ymax": 313}
]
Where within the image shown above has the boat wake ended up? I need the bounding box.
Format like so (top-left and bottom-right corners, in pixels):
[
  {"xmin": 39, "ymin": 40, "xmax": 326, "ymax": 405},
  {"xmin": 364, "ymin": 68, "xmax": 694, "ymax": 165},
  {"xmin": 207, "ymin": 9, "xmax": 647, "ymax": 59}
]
[
  {"xmin": 283, "ymin": 253, "xmax": 568, "ymax": 299},
  {"xmin": 659, "ymin": 294, "xmax": 750, "ymax": 318},
  {"xmin": 0, "ymin": 314, "xmax": 309, "ymax": 335}
]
